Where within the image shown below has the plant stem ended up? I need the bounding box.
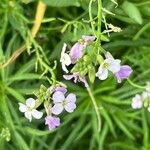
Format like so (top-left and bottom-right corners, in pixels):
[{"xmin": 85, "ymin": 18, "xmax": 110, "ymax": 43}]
[
  {"xmin": 0, "ymin": 1, "xmax": 47, "ymax": 68},
  {"xmin": 86, "ymin": 86, "xmax": 101, "ymax": 132},
  {"xmin": 127, "ymin": 78, "xmax": 146, "ymax": 89}
]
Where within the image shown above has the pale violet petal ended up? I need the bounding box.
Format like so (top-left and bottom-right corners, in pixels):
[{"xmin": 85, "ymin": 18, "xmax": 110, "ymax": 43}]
[
  {"xmin": 26, "ymin": 98, "xmax": 35, "ymax": 108},
  {"xmin": 64, "ymin": 102, "xmax": 76, "ymax": 113},
  {"xmin": 18, "ymin": 103, "xmax": 27, "ymax": 112},
  {"xmin": 31, "ymin": 109, "xmax": 43, "ymax": 119},
  {"xmin": 108, "ymin": 59, "xmax": 121, "ymax": 73},
  {"xmin": 96, "ymin": 67, "xmax": 108, "ymax": 80},
  {"xmin": 51, "ymin": 103, "xmax": 64, "ymax": 115},
  {"xmin": 66, "ymin": 93, "xmax": 76, "ymax": 103},
  {"xmin": 52, "ymin": 91, "xmax": 65, "ymax": 103},
  {"xmin": 25, "ymin": 111, "xmax": 32, "ymax": 122}
]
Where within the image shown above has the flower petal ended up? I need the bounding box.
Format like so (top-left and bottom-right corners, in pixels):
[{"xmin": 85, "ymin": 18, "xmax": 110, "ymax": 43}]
[
  {"xmin": 115, "ymin": 65, "xmax": 132, "ymax": 83},
  {"xmin": 31, "ymin": 109, "xmax": 43, "ymax": 119},
  {"xmin": 62, "ymin": 63, "xmax": 69, "ymax": 73},
  {"xmin": 51, "ymin": 103, "xmax": 64, "ymax": 115},
  {"xmin": 70, "ymin": 42, "xmax": 84, "ymax": 61},
  {"xmin": 45, "ymin": 116, "xmax": 60, "ymax": 130},
  {"xmin": 25, "ymin": 111, "xmax": 32, "ymax": 122},
  {"xmin": 64, "ymin": 102, "xmax": 76, "ymax": 113},
  {"xmin": 66, "ymin": 93, "xmax": 76, "ymax": 103},
  {"xmin": 18, "ymin": 103, "xmax": 27, "ymax": 112},
  {"xmin": 26, "ymin": 98, "xmax": 35, "ymax": 108},
  {"xmin": 55, "ymin": 86, "xmax": 67, "ymax": 94},
  {"xmin": 107, "ymin": 59, "xmax": 121, "ymax": 73},
  {"xmin": 63, "ymin": 74, "xmax": 76, "ymax": 80},
  {"xmin": 96, "ymin": 66, "xmax": 108, "ymax": 80},
  {"xmin": 131, "ymin": 94, "xmax": 143, "ymax": 109},
  {"xmin": 82, "ymin": 35, "xmax": 96, "ymax": 42},
  {"xmin": 52, "ymin": 91, "xmax": 65, "ymax": 103}
]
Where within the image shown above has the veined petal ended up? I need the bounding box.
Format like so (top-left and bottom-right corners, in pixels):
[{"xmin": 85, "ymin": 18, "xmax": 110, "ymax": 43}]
[
  {"xmin": 26, "ymin": 98, "xmax": 35, "ymax": 108},
  {"xmin": 52, "ymin": 91, "xmax": 65, "ymax": 103},
  {"xmin": 31, "ymin": 109, "xmax": 43, "ymax": 119},
  {"xmin": 18, "ymin": 103, "xmax": 27, "ymax": 112},
  {"xmin": 51, "ymin": 103, "xmax": 64, "ymax": 115},
  {"xmin": 96, "ymin": 66, "xmax": 108, "ymax": 80},
  {"xmin": 25, "ymin": 111, "xmax": 32, "ymax": 122},
  {"xmin": 64, "ymin": 102, "xmax": 76, "ymax": 113},
  {"xmin": 66, "ymin": 93, "xmax": 76, "ymax": 103}
]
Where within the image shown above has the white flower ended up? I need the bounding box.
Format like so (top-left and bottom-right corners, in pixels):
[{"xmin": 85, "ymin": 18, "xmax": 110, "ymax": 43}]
[
  {"xmin": 51, "ymin": 91, "xmax": 76, "ymax": 115},
  {"xmin": 19, "ymin": 98, "xmax": 43, "ymax": 122},
  {"xmin": 131, "ymin": 94, "xmax": 143, "ymax": 109},
  {"xmin": 60, "ymin": 43, "xmax": 71, "ymax": 73},
  {"xmin": 96, "ymin": 52, "xmax": 121, "ymax": 80}
]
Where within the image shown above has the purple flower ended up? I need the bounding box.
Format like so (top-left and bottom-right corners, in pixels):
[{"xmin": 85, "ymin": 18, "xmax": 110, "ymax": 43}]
[
  {"xmin": 63, "ymin": 73, "xmax": 88, "ymax": 87},
  {"xmin": 115, "ymin": 65, "xmax": 132, "ymax": 83},
  {"xmin": 70, "ymin": 43, "xmax": 84, "ymax": 63},
  {"xmin": 69, "ymin": 35, "xmax": 96, "ymax": 63},
  {"xmin": 51, "ymin": 91, "xmax": 76, "ymax": 115},
  {"xmin": 82, "ymin": 35, "xmax": 96, "ymax": 42},
  {"xmin": 45, "ymin": 115, "xmax": 60, "ymax": 130}
]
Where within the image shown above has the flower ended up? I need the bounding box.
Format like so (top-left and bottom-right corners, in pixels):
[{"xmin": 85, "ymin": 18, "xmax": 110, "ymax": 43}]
[
  {"xmin": 70, "ymin": 43, "xmax": 84, "ymax": 63},
  {"xmin": 96, "ymin": 52, "xmax": 121, "ymax": 80},
  {"xmin": 51, "ymin": 91, "xmax": 76, "ymax": 115},
  {"xmin": 131, "ymin": 94, "xmax": 143, "ymax": 109},
  {"xmin": 60, "ymin": 43, "xmax": 71, "ymax": 73},
  {"xmin": 45, "ymin": 115, "xmax": 60, "ymax": 130},
  {"xmin": 115, "ymin": 65, "xmax": 132, "ymax": 83},
  {"xmin": 63, "ymin": 73, "xmax": 88, "ymax": 87},
  {"xmin": 18, "ymin": 98, "xmax": 43, "ymax": 122},
  {"xmin": 69, "ymin": 35, "xmax": 96, "ymax": 63}
]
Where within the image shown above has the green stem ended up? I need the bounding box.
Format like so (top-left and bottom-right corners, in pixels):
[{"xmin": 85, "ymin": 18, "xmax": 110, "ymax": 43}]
[
  {"xmin": 97, "ymin": 0, "xmax": 102, "ymax": 41},
  {"xmin": 86, "ymin": 86, "xmax": 101, "ymax": 132},
  {"xmin": 127, "ymin": 78, "xmax": 146, "ymax": 89},
  {"xmin": 89, "ymin": 0, "xmax": 96, "ymax": 35}
]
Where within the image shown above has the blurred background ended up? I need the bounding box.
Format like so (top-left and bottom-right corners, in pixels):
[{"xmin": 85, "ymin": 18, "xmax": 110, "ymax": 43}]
[{"xmin": 0, "ymin": 0, "xmax": 150, "ymax": 149}]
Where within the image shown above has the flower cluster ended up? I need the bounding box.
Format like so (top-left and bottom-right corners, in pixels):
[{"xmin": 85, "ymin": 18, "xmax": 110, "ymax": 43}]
[
  {"xmin": 19, "ymin": 85, "xmax": 76, "ymax": 130},
  {"xmin": 61, "ymin": 35, "xmax": 132, "ymax": 86},
  {"xmin": 131, "ymin": 87, "xmax": 150, "ymax": 112}
]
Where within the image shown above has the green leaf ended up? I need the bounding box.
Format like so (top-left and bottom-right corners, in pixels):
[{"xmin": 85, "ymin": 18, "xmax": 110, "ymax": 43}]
[
  {"xmin": 122, "ymin": 1, "xmax": 143, "ymax": 24},
  {"xmin": 43, "ymin": 0, "xmax": 80, "ymax": 7}
]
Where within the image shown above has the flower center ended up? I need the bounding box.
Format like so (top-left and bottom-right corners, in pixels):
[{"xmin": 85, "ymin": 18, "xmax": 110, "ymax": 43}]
[
  {"xmin": 103, "ymin": 63, "xmax": 109, "ymax": 68},
  {"xmin": 62, "ymin": 100, "xmax": 67, "ymax": 106}
]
